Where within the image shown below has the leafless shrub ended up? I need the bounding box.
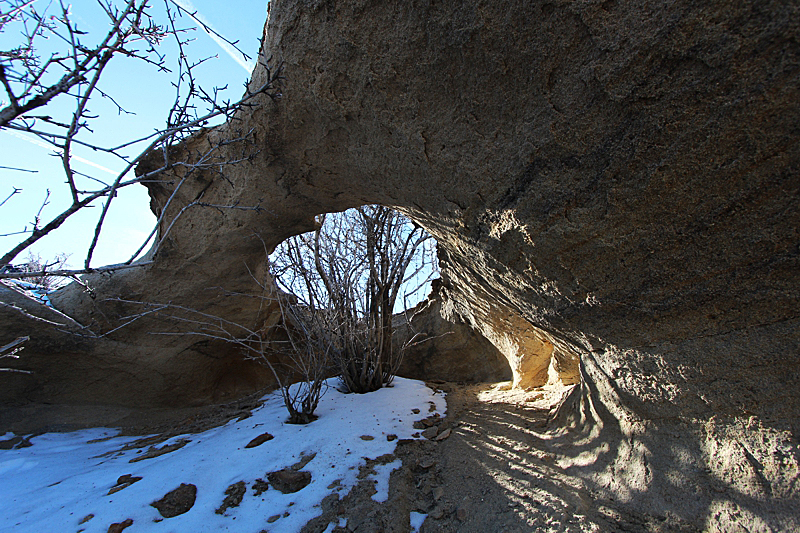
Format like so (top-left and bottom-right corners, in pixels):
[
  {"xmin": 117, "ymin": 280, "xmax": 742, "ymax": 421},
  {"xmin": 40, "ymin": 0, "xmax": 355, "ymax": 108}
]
[
  {"xmin": 271, "ymin": 206, "xmax": 438, "ymax": 394},
  {"xmin": 2, "ymin": 251, "xmax": 71, "ymax": 290},
  {"xmin": 270, "ymin": 294, "xmax": 333, "ymax": 423}
]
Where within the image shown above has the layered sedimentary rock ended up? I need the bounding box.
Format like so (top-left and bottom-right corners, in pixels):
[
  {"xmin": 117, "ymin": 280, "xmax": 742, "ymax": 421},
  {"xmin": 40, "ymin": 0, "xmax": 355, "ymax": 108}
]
[{"xmin": 1, "ymin": 0, "xmax": 798, "ymax": 529}]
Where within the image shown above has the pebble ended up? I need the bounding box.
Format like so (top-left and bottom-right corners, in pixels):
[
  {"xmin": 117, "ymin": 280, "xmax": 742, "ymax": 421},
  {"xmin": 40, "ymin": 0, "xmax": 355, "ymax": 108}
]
[
  {"xmin": 245, "ymin": 432, "xmax": 274, "ymax": 448},
  {"xmin": 422, "ymin": 427, "xmax": 439, "ymax": 440},
  {"xmin": 419, "ymin": 457, "xmax": 436, "ymax": 469},
  {"xmin": 107, "ymin": 519, "xmax": 133, "ymax": 533},
  {"xmin": 435, "ymin": 428, "xmax": 451, "ymax": 441}
]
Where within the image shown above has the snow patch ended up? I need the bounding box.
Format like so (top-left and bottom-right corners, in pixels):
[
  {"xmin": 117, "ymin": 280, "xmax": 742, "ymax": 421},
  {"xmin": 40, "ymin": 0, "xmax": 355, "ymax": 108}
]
[
  {"xmin": 1, "ymin": 279, "xmax": 54, "ymax": 307},
  {"xmin": 0, "ymin": 377, "xmax": 445, "ymax": 533},
  {"xmin": 410, "ymin": 511, "xmax": 427, "ymax": 532},
  {"xmin": 371, "ymin": 459, "xmax": 402, "ymax": 503}
]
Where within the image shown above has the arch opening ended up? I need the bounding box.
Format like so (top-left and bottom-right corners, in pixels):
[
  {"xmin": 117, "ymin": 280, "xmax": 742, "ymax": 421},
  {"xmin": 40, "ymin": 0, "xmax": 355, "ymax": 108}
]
[
  {"xmin": 266, "ymin": 205, "xmax": 580, "ymax": 393},
  {"xmin": 266, "ymin": 205, "xmax": 444, "ymax": 392},
  {"xmin": 269, "ymin": 205, "xmax": 440, "ymax": 317}
]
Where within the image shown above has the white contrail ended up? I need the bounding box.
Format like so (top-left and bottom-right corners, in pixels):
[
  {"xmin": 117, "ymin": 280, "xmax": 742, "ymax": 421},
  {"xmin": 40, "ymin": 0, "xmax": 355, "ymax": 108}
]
[
  {"xmin": 2, "ymin": 130, "xmax": 119, "ymax": 176},
  {"xmin": 170, "ymin": 0, "xmax": 256, "ymax": 74}
]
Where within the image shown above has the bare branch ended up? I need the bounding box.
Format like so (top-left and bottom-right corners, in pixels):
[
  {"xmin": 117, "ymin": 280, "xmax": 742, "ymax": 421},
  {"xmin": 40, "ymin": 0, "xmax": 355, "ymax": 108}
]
[
  {"xmin": 0, "ymin": 165, "xmax": 37, "ymax": 173},
  {"xmin": 0, "ymin": 177, "xmax": 139, "ymax": 268},
  {"xmin": 0, "ymin": 300, "xmax": 66, "ymax": 327},
  {"xmin": 0, "ymin": 187, "xmax": 23, "ymax": 207},
  {"xmin": 0, "ymin": 334, "xmax": 31, "ymax": 373},
  {"xmin": 0, "ymin": 0, "xmax": 143, "ymax": 127},
  {"xmin": 1, "ymin": 336, "xmax": 28, "ymax": 357}
]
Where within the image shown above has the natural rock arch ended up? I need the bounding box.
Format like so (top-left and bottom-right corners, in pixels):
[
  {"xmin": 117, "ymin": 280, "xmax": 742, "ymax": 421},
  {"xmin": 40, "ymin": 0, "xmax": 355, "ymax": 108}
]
[{"xmin": 1, "ymin": 1, "xmax": 797, "ymax": 530}]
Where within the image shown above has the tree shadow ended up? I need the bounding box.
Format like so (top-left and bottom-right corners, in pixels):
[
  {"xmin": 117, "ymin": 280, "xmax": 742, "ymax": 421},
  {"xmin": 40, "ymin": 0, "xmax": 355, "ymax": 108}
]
[{"xmin": 423, "ymin": 364, "xmax": 799, "ymax": 533}]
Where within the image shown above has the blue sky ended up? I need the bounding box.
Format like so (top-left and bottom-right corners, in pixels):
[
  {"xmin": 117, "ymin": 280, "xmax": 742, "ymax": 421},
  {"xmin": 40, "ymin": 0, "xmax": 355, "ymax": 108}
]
[{"xmin": 0, "ymin": 0, "xmax": 269, "ymax": 269}]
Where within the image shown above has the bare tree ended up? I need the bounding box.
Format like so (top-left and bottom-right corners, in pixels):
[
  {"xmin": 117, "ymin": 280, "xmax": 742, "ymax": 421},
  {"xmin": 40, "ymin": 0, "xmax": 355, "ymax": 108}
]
[
  {"xmin": 271, "ymin": 206, "xmax": 438, "ymax": 393},
  {"xmin": 0, "ymin": 0, "xmax": 282, "ymax": 280}
]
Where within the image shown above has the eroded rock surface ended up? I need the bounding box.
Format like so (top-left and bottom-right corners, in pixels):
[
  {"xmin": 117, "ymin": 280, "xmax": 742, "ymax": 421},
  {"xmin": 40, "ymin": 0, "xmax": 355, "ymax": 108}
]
[
  {"xmin": 395, "ymin": 283, "xmax": 512, "ymax": 384},
  {"xmin": 1, "ymin": 0, "xmax": 798, "ymax": 530}
]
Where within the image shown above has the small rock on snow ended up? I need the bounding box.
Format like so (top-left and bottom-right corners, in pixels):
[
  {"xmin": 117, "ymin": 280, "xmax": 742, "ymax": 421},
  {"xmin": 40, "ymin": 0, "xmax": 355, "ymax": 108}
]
[
  {"xmin": 150, "ymin": 483, "xmax": 197, "ymax": 518},
  {"xmin": 268, "ymin": 469, "xmax": 312, "ymax": 494},
  {"xmin": 107, "ymin": 518, "xmax": 133, "ymax": 532},
  {"xmin": 245, "ymin": 432, "xmax": 274, "ymax": 448}
]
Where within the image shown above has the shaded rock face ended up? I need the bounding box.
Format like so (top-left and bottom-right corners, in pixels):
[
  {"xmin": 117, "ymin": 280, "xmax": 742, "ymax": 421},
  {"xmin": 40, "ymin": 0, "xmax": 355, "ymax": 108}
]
[
  {"xmin": 395, "ymin": 284, "xmax": 513, "ymax": 384},
  {"xmin": 0, "ymin": 0, "xmax": 798, "ymax": 529},
  {"xmin": 0, "ymin": 281, "xmax": 276, "ymax": 407}
]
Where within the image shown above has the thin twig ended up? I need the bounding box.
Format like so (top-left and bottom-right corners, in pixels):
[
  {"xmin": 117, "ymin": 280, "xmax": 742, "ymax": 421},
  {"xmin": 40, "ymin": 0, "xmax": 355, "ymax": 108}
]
[
  {"xmin": 0, "ymin": 165, "xmax": 36, "ymax": 173},
  {"xmin": 0, "ymin": 187, "xmax": 22, "ymax": 207}
]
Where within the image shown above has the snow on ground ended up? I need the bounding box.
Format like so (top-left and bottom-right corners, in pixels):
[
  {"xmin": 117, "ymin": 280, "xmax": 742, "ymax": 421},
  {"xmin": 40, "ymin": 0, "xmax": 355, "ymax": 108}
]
[
  {"xmin": 409, "ymin": 511, "xmax": 428, "ymax": 533},
  {"xmin": 0, "ymin": 377, "xmax": 446, "ymax": 533}
]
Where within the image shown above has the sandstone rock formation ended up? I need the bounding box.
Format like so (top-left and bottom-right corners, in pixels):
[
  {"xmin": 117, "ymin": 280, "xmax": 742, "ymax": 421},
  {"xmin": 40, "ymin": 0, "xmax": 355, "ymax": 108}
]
[
  {"xmin": 1, "ymin": 0, "xmax": 798, "ymax": 530},
  {"xmin": 395, "ymin": 282, "xmax": 512, "ymax": 384}
]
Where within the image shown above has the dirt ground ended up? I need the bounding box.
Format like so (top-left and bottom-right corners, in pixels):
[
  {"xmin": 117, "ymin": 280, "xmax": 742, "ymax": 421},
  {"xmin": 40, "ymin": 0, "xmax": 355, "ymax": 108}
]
[
  {"xmin": 302, "ymin": 381, "xmax": 697, "ymax": 533},
  {"xmin": 0, "ymin": 389, "xmax": 268, "ymax": 440}
]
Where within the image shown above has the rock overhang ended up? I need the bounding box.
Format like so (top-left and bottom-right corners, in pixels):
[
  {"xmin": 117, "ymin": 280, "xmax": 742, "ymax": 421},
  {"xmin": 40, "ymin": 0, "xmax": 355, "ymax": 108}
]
[{"xmin": 1, "ymin": 2, "xmax": 798, "ymax": 527}]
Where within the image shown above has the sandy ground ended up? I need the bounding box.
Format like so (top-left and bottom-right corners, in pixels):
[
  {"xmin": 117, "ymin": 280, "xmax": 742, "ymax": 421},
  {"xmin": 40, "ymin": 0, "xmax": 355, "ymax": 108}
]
[{"xmin": 301, "ymin": 381, "xmax": 697, "ymax": 533}]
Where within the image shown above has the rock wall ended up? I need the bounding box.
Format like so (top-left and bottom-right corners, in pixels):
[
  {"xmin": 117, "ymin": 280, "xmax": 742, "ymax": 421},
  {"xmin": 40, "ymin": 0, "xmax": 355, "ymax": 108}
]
[
  {"xmin": 0, "ymin": 0, "xmax": 798, "ymax": 529},
  {"xmin": 395, "ymin": 282, "xmax": 512, "ymax": 384}
]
